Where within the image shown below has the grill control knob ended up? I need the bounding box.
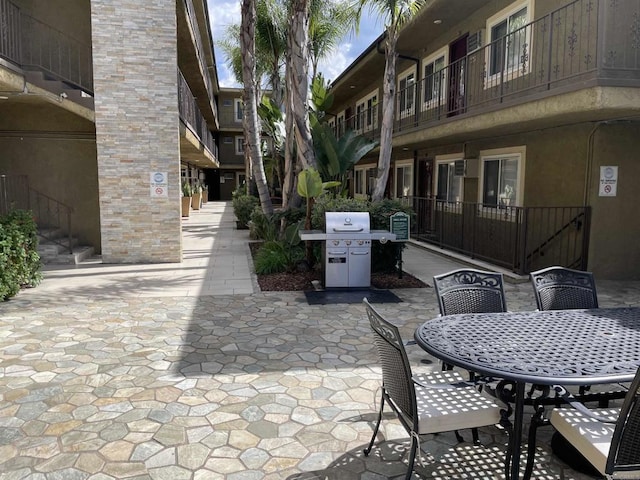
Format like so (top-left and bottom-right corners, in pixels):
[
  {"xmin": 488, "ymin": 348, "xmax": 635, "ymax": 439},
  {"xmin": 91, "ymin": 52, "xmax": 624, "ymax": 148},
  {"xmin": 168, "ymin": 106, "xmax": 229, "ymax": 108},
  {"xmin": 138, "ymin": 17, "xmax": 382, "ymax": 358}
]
[
  {"xmin": 358, "ymin": 240, "xmax": 364, "ymax": 245},
  {"xmin": 345, "ymin": 240, "xmax": 352, "ymax": 246},
  {"xmin": 379, "ymin": 236, "xmax": 388, "ymax": 244},
  {"xmin": 332, "ymin": 240, "xmax": 339, "ymax": 246}
]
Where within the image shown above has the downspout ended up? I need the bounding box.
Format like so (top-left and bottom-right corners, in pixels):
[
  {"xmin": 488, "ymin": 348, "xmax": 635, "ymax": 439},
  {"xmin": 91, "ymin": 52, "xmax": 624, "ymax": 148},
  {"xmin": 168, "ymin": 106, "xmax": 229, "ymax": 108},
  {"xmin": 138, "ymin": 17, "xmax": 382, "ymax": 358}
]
[{"xmin": 583, "ymin": 122, "xmax": 606, "ymax": 206}]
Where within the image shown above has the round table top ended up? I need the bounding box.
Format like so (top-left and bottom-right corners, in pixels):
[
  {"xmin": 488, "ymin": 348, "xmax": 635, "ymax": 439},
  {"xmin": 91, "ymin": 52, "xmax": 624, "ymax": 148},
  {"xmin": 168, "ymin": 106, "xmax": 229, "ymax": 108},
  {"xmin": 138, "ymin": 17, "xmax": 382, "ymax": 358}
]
[{"xmin": 414, "ymin": 307, "xmax": 640, "ymax": 385}]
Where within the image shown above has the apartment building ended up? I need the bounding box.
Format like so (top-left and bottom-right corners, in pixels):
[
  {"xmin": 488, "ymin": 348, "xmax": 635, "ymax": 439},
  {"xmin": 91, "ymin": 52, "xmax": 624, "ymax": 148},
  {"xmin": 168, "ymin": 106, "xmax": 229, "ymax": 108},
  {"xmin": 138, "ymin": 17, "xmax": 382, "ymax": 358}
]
[
  {"xmin": 0, "ymin": 0, "xmax": 220, "ymax": 263},
  {"xmin": 329, "ymin": 0, "xmax": 640, "ymax": 279},
  {"xmin": 214, "ymin": 88, "xmax": 247, "ymax": 200}
]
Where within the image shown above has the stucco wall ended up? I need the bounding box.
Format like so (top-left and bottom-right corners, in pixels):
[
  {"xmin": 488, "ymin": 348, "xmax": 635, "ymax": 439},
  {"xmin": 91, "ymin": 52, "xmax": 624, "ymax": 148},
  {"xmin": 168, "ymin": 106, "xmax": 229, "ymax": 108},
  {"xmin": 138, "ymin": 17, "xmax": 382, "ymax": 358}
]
[
  {"xmin": 588, "ymin": 123, "xmax": 640, "ymax": 279},
  {"xmin": 0, "ymin": 102, "xmax": 100, "ymax": 249}
]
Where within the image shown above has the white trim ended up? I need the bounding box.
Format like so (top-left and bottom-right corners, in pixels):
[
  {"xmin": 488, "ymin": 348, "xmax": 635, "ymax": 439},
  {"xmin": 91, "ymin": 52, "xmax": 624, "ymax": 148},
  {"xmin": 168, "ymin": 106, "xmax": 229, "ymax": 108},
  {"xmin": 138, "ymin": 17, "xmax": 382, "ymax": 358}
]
[
  {"xmin": 478, "ymin": 146, "xmax": 526, "ymax": 207},
  {"xmin": 485, "ymin": 0, "xmax": 533, "ymax": 85},
  {"xmin": 394, "ymin": 159, "xmax": 414, "ymax": 198},
  {"xmin": 235, "ymin": 136, "xmax": 245, "ymax": 155},
  {"xmin": 355, "ymin": 89, "xmax": 379, "ymax": 134},
  {"xmin": 354, "ymin": 163, "xmax": 377, "ymax": 199},
  {"xmin": 397, "ymin": 66, "xmax": 417, "ymax": 118},
  {"xmin": 434, "ymin": 153, "xmax": 464, "ymax": 202},
  {"xmin": 421, "ymin": 47, "xmax": 449, "ymax": 110},
  {"xmin": 234, "ymin": 98, "xmax": 243, "ymax": 122}
]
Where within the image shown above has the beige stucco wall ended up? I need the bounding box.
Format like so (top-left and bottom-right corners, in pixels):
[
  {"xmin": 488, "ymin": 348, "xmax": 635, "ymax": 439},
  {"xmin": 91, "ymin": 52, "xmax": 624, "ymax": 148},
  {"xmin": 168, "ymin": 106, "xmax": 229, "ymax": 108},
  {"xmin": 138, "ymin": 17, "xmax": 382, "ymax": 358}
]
[
  {"xmin": 587, "ymin": 123, "xmax": 640, "ymax": 280},
  {"xmin": 0, "ymin": 102, "xmax": 100, "ymax": 249}
]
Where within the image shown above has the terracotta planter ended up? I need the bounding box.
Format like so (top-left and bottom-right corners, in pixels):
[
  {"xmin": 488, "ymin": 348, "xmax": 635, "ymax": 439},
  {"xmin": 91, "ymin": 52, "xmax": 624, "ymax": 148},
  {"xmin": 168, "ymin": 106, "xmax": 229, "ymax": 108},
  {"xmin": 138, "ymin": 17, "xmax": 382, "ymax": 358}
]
[
  {"xmin": 191, "ymin": 192, "xmax": 202, "ymax": 210},
  {"xmin": 202, "ymin": 190, "xmax": 208, "ymax": 204},
  {"xmin": 181, "ymin": 196, "xmax": 191, "ymax": 217}
]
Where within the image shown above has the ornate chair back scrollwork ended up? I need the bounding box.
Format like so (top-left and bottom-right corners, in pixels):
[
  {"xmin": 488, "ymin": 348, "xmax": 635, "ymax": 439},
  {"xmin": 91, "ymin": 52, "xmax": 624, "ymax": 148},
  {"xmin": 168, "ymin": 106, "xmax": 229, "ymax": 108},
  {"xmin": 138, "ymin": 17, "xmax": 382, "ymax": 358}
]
[
  {"xmin": 362, "ymin": 298, "xmax": 501, "ymax": 480},
  {"xmin": 433, "ymin": 269, "xmax": 507, "ymax": 316},
  {"xmin": 529, "ymin": 266, "xmax": 598, "ymax": 311}
]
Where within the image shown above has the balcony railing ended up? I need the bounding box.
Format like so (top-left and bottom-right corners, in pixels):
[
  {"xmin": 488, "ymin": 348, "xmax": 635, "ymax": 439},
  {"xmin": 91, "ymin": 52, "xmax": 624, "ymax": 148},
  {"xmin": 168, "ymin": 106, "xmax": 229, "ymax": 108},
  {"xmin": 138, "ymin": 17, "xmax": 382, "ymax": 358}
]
[
  {"xmin": 0, "ymin": 0, "xmax": 93, "ymax": 92},
  {"xmin": 181, "ymin": 0, "xmax": 216, "ymax": 103},
  {"xmin": 403, "ymin": 196, "xmax": 590, "ymax": 275},
  {"xmin": 340, "ymin": 0, "xmax": 638, "ymax": 140},
  {"xmin": 178, "ymin": 69, "xmax": 218, "ymax": 160}
]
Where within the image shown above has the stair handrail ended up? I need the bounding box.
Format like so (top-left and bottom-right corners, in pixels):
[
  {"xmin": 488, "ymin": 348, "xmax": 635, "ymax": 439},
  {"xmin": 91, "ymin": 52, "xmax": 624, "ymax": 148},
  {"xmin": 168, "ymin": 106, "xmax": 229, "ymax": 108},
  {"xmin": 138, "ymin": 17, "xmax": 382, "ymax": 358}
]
[{"xmin": 28, "ymin": 188, "xmax": 74, "ymax": 254}]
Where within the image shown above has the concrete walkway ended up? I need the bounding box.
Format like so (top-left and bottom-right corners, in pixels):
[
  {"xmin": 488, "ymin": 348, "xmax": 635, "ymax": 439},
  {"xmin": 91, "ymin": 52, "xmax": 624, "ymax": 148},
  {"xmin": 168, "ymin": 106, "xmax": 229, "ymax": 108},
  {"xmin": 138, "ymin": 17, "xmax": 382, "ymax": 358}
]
[{"xmin": 1, "ymin": 201, "xmax": 637, "ymax": 479}]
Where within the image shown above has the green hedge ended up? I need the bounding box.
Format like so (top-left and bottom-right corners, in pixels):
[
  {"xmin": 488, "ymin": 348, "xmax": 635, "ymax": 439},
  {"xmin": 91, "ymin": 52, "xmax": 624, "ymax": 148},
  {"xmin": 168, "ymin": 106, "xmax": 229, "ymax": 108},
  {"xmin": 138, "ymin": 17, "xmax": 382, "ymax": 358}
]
[{"xmin": 0, "ymin": 210, "xmax": 42, "ymax": 301}]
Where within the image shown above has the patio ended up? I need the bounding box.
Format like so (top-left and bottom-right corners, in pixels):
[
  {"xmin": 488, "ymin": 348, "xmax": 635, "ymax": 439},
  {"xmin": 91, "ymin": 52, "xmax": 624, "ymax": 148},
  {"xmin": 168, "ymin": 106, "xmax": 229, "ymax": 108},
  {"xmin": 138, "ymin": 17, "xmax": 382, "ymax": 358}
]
[{"xmin": 1, "ymin": 202, "xmax": 638, "ymax": 479}]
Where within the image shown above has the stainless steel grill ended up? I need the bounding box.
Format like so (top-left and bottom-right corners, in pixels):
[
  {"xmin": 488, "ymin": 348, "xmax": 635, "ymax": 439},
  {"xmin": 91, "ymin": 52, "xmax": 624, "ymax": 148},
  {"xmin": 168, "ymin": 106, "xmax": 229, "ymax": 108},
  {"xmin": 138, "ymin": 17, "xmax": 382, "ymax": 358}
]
[{"xmin": 299, "ymin": 212, "xmax": 395, "ymax": 288}]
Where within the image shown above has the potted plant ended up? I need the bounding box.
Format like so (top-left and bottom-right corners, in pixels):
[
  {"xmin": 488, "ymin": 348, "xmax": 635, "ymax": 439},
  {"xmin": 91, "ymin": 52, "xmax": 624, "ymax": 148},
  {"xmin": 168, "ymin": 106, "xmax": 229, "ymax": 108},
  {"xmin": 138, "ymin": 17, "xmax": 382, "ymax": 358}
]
[
  {"xmin": 201, "ymin": 183, "xmax": 208, "ymax": 204},
  {"xmin": 191, "ymin": 183, "xmax": 202, "ymax": 210},
  {"xmin": 232, "ymin": 190, "xmax": 258, "ymax": 229},
  {"xmin": 181, "ymin": 181, "xmax": 192, "ymax": 217}
]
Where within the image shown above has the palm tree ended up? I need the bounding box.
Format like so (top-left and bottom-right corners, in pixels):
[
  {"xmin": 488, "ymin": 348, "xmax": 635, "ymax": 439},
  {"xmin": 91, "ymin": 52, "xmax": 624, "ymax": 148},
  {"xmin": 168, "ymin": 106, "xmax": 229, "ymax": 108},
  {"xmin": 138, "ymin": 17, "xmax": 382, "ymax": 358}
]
[
  {"xmin": 359, "ymin": 0, "xmax": 425, "ymax": 202},
  {"xmin": 241, "ymin": 0, "xmax": 273, "ymax": 215}
]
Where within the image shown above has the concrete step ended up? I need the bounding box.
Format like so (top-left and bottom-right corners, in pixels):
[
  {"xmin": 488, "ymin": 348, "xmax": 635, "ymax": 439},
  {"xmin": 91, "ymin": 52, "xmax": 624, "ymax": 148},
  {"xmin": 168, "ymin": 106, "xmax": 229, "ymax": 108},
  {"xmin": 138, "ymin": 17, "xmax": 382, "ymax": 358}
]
[{"xmin": 39, "ymin": 245, "xmax": 95, "ymax": 265}]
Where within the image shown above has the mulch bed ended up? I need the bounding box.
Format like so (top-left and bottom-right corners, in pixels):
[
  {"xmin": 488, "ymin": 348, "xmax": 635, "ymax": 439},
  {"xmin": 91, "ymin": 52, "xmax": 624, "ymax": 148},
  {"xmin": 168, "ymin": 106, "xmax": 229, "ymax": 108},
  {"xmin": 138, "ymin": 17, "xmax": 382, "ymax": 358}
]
[{"xmin": 249, "ymin": 241, "xmax": 428, "ymax": 291}]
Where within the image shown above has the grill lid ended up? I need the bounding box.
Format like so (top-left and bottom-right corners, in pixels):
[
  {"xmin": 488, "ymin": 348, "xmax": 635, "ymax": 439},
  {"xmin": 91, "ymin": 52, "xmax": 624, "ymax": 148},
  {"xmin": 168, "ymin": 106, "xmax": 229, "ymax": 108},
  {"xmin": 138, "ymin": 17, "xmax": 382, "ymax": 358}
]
[{"xmin": 325, "ymin": 212, "xmax": 370, "ymax": 236}]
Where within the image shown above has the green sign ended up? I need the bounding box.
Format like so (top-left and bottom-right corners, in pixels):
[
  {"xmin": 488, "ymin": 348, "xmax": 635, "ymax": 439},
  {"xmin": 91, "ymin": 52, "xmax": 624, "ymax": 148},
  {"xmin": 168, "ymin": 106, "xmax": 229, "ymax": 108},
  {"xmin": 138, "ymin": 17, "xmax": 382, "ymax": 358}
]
[{"xmin": 390, "ymin": 212, "xmax": 409, "ymax": 241}]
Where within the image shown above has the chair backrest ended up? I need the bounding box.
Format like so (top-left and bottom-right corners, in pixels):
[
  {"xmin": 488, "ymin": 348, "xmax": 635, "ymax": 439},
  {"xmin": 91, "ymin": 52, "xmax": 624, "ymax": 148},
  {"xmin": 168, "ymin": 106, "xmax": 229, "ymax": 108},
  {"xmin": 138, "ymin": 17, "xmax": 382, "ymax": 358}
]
[
  {"xmin": 606, "ymin": 366, "xmax": 640, "ymax": 476},
  {"xmin": 529, "ymin": 266, "xmax": 598, "ymax": 311},
  {"xmin": 363, "ymin": 298, "xmax": 417, "ymax": 426},
  {"xmin": 432, "ymin": 269, "xmax": 507, "ymax": 316}
]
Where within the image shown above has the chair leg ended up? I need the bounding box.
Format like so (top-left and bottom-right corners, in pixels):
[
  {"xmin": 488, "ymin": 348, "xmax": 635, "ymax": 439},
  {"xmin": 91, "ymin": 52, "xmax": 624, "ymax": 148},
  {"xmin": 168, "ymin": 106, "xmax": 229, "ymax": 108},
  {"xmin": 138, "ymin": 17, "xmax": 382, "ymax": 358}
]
[
  {"xmin": 364, "ymin": 392, "xmax": 385, "ymax": 456},
  {"xmin": 472, "ymin": 427, "xmax": 479, "ymax": 444},
  {"xmin": 523, "ymin": 405, "xmax": 547, "ymax": 480},
  {"xmin": 405, "ymin": 434, "xmax": 419, "ymax": 480}
]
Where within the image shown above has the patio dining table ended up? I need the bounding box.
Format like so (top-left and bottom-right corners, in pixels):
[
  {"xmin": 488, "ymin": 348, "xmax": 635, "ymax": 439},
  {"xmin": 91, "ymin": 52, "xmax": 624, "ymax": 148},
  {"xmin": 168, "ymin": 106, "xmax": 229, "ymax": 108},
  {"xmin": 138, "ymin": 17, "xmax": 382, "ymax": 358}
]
[{"xmin": 414, "ymin": 307, "xmax": 640, "ymax": 480}]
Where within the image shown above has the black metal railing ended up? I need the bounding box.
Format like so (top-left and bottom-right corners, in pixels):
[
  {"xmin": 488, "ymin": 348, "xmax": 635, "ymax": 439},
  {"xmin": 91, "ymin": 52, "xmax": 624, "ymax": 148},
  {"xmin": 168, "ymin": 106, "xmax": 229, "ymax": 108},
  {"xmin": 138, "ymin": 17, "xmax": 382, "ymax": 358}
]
[
  {"xmin": 0, "ymin": 174, "xmax": 74, "ymax": 253},
  {"xmin": 181, "ymin": 0, "xmax": 216, "ymax": 103},
  {"xmin": 178, "ymin": 69, "xmax": 218, "ymax": 160},
  {"xmin": 338, "ymin": 0, "xmax": 638, "ymax": 141},
  {"xmin": 0, "ymin": 0, "xmax": 93, "ymax": 92},
  {"xmin": 403, "ymin": 196, "xmax": 590, "ymax": 274}
]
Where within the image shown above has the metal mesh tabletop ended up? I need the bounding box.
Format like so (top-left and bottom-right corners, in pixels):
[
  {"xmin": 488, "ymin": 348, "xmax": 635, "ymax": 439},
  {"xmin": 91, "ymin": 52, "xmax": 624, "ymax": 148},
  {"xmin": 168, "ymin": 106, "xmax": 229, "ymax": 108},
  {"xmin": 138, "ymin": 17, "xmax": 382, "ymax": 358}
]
[{"xmin": 415, "ymin": 307, "xmax": 640, "ymax": 386}]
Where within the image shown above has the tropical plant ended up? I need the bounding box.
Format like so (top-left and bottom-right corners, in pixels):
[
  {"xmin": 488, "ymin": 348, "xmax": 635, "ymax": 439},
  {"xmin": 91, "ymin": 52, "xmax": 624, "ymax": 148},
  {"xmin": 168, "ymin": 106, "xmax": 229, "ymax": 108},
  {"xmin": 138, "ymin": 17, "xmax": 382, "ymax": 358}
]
[
  {"xmin": 232, "ymin": 191, "xmax": 260, "ymax": 227},
  {"xmin": 254, "ymin": 222, "xmax": 305, "ymax": 274},
  {"xmin": 181, "ymin": 181, "xmax": 192, "ymax": 197},
  {"xmin": 359, "ymin": 0, "xmax": 426, "ymax": 201}
]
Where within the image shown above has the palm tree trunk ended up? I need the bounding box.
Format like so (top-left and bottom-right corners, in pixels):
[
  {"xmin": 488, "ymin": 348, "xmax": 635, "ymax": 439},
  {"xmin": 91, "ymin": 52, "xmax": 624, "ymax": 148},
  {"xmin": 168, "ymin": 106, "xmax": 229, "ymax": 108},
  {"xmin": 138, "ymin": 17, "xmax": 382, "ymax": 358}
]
[
  {"xmin": 371, "ymin": 29, "xmax": 398, "ymax": 202},
  {"xmin": 241, "ymin": 0, "xmax": 273, "ymax": 215},
  {"xmin": 287, "ymin": 0, "xmax": 317, "ymax": 171}
]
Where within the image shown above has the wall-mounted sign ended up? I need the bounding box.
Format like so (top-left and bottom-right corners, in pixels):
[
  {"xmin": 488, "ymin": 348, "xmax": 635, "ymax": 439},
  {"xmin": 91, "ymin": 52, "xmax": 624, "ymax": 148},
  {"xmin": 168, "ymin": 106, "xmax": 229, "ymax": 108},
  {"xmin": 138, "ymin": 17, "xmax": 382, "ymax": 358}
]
[
  {"xmin": 599, "ymin": 166, "xmax": 618, "ymax": 197},
  {"xmin": 150, "ymin": 172, "xmax": 168, "ymax": 198},
  {"xmin": 390, "ymin": 212, "xmax": 410, "ymax": 241}
]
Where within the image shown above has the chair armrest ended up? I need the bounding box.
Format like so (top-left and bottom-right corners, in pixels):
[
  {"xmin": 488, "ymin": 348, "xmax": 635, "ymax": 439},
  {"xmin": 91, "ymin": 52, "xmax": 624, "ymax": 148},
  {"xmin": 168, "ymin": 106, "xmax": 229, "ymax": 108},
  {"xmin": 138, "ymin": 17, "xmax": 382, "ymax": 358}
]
[{"xmin": 553, "ymin": 385, "xmax": 619, "ymax": 423}]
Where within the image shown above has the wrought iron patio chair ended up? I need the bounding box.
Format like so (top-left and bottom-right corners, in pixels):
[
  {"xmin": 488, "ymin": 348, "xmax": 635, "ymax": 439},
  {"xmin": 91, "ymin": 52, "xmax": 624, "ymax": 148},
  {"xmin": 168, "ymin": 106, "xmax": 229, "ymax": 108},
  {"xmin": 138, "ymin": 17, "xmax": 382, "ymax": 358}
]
[
  {"xmin": 363, "ymin": 298, "xmax": 502, "ymax": 480},
  {"xmin": 529, "ymin": 266, "xmax": 598, "ymax": 311},
  {"xmin": 531, "ymin": 366, "xmax": 640, "ymax": 479},
  {"xmin": 433, "ymin": 268, "xmax": 507, "ymax": 316}
]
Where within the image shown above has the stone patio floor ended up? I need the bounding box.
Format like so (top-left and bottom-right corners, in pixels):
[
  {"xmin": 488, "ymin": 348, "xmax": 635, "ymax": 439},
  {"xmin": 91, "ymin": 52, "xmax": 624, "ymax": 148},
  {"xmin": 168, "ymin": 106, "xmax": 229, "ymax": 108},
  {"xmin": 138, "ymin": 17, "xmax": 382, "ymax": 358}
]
[{"xmin": 1, "ymin": 201, "xmax": 639, "ymax": 479}]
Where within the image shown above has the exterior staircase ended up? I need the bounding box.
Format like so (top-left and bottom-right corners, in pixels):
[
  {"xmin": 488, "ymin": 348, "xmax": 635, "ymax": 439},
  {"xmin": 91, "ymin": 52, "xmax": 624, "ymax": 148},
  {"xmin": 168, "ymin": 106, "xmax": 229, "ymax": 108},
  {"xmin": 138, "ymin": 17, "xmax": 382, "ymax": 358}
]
[{"xmin": 37, "ymin": 227, "xmax": 97, "ymax": 265}]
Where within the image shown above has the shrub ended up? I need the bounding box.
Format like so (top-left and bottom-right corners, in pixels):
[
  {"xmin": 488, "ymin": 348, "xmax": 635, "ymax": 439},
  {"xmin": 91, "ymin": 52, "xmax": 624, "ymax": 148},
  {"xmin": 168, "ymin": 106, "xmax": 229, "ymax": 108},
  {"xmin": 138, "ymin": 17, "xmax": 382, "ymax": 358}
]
[
  {"xmin": 309, "ymin": 195, "xmax": 414, "ymax": 273},
  {"xmin": 232, "ymin": 192, "xmax": 259, "ymax": 227},
  {"xmin": 249, "ymin": 207, "xmax": 278, "ymax": 241},
  {"xmin": 0, "ymin": 209, "xmax": 42, "ymax": 301}
]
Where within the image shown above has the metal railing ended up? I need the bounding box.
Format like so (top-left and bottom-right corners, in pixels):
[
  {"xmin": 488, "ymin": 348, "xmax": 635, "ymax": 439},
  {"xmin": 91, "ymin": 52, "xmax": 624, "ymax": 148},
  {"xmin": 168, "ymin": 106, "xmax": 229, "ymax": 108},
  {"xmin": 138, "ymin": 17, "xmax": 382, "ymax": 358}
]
[
  {"xmin": 339, "ymin": 0, "xmax": 636, "ymax": 140},
  {"xmin": 178, "ymin": 69, "xmax": 218, "ymax": 160},
  {"xmin": 0, "ymin": 174, "xmax": 73, "ymax": 253},
  {"xmin": 404, "ymin": 196, "xmax": 590, "ymax": 274},
  {"xmin": 181, "ymin": 0, "xmax": 216, "ymax": 102},
  {"xmin": 0, "ymin": 0, "xmax": 93, "ymax": 92}
]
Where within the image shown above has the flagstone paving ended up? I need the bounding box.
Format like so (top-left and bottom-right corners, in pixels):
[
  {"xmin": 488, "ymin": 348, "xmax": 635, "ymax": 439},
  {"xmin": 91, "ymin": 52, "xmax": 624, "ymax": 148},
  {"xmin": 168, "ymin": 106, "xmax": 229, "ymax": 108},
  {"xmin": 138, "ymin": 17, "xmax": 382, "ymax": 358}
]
[{"xmin": 1, "ymin": 201, "xmax": 638, "ymax": 479}]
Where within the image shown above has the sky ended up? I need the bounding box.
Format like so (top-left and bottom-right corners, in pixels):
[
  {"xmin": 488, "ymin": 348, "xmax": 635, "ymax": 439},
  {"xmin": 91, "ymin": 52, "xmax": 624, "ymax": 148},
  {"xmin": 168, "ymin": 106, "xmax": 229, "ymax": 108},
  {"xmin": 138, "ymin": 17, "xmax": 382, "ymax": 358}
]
[{"xmin": 207, "ymin": 2, "xmax": 384, "ymax": 88}]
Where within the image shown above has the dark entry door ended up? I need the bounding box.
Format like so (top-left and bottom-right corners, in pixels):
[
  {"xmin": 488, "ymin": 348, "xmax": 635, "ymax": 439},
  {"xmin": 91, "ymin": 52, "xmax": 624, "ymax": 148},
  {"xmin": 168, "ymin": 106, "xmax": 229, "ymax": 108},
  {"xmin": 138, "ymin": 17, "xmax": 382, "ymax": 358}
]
[{"xmin": 448, "ymin": 34, "xmax": 468, "ymax": 116}]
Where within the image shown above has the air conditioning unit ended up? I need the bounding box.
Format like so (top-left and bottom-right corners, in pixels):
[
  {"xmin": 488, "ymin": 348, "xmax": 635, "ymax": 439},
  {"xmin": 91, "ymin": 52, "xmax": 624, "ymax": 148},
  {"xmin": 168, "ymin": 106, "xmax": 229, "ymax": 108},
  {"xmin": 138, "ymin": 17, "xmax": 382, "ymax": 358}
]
[
  {"xmin": 467, "ymin": 29, "xmax": 485, "ymax": 53},
  {"xmin": 453, "ymin": 158, "xmax": 479, "ymax": 178}
]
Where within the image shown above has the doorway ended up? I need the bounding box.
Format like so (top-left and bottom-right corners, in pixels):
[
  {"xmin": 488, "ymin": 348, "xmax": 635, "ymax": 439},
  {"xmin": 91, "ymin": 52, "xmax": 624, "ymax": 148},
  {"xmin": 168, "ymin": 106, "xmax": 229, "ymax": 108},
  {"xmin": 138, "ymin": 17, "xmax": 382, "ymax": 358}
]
[{"xmin": 448, "ymin": 34, "xmax": 468, "ymax": 116}]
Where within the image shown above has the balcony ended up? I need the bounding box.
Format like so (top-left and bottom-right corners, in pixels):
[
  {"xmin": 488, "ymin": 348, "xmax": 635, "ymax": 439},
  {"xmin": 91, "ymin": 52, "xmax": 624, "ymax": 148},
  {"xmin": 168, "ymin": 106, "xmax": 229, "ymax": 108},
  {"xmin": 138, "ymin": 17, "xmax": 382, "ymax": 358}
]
[
  {"xmin": 0, "ymin": 0, "xmax": 93, "ymax": 93},
  {"xmin": 339, "ymin": 0, "xmax": 640, "ymax": 141}
]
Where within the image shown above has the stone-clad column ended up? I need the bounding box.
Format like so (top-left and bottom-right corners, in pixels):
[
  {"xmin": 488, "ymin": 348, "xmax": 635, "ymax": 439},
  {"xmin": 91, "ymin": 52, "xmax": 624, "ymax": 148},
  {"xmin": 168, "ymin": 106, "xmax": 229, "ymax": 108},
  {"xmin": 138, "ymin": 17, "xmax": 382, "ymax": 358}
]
[{"xmin": 90, "ymin": 0, "xmax": 182, "ymax": 263}]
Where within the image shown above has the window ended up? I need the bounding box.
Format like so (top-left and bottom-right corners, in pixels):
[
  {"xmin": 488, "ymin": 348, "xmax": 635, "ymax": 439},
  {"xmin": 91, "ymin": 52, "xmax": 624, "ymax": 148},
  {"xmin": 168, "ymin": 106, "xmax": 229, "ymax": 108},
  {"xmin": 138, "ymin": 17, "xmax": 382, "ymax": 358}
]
[
  {"xmin": 398, "ymin": 69, "xmax": 416, "ymax": 116},
  {"xmin": 223, "ymin": 137, "xmax": 233, "ymax": 144},
  {"xmin": 223, "ymin": 99, "xmax": 233, "ymax": 107},
  {"xmin": 479, "ymin": 148, "xmax": 525, "ymax": 207},
  {"xmin": 423, "ymin": 48, "xmax": 447, "ymax": 108},
  {"xmin": 487, "ymin": 2, "xmax": 531, "ymax": 77},
  {"xmin": 395, "ymin": 161, "xmax": 413, "ymax": 198},
  {"xmin": 234, "ymin": 99, "xmax": 243, "ymax": 122},
  {"xmin": 355, "ymin": 91, "xmax": 379, "ymax": 134},
  {"xmin": 235, "ymin": 136, "xmax": 244, "ymax": 155},
  {"xmin": 354, "ymin": 165, "xmax": 376, "ymax": 198},
  {"xmin": 435, "ymin": 159, "xmax": 463, "ymax": 203},
  {"xmin": 337, "ymin": 112, "xmax": 345, "ymax": 137}
]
